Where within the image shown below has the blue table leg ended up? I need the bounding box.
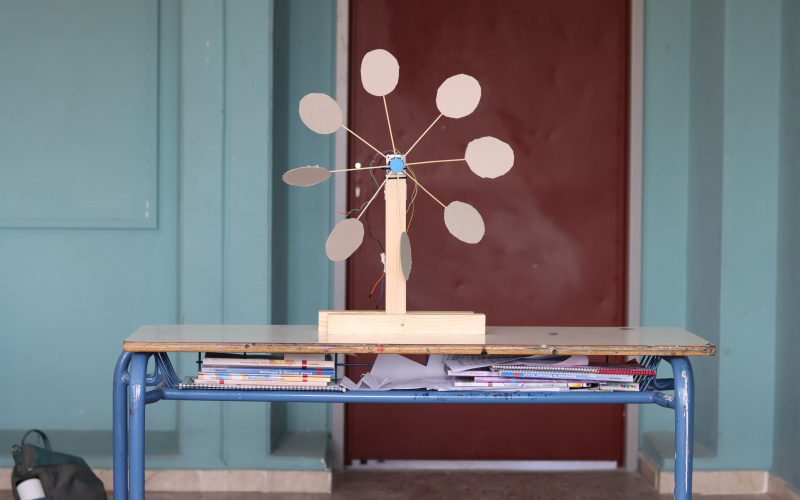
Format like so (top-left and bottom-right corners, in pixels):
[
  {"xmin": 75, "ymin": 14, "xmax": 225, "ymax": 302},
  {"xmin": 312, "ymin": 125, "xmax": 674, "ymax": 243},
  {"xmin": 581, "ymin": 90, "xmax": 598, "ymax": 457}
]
[
  {"xmin": 113, "ymin": 352, "xmax": 133, "ymax": 500},
  {"xmin": 666, "ymin": 356, "xmax": 694, "ymax": 500},
  {"xmin": 129, "ymin": 353, "xmax": 150, "ymax": 500}
]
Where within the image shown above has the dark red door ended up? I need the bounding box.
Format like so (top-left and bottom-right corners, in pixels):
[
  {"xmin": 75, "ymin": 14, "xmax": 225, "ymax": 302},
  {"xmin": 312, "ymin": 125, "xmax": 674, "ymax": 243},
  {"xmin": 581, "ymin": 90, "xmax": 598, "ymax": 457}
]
[{"xmin": 346, "ymin": 0, "xmax": 630, "ymax": 463}]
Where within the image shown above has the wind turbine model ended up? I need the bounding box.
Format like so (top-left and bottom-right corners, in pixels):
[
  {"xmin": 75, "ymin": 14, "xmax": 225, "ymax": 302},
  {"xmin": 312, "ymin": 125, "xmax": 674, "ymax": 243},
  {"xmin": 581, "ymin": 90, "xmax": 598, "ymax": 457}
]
[{"xmin": 283, "ymin": 49, "xmax": 514, "ymax": 339}]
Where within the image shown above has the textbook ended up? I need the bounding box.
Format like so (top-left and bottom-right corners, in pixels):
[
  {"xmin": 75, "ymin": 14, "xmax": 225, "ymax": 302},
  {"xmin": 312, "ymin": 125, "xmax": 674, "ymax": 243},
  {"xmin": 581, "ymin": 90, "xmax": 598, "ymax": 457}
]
[
  {"xmin": 454, "ymin": 380, "xmax": 588, "ymax": 388},
  {"xmin": 493, "ymin": 370, "xmax": 634, "ymax": 382},
  {"xmin": 179, "ymin": 376, "xmax": 345, "ymax": 392},
  {"xmin": 202, "ymin": 354, "xmax": 334, "ymax": 368},
  {"xmin": 202, "ymin": 352, "xmax": 335, "ymax": 369},
  {"xmin": 445, "ymin": 369, "xmax": 511, "ymax": 377},
  {"xmin": 197, "ymin": 373, "xmax": 331, "ymax": 382},
  {"xmin": 191, "ymin": 377, "xmax": 329, "ymax": 387},
  {"xmin": 446, "ymin": 368, "xmax": 633, "ymax": 382},
  {"xmin": 203, "ymin": 352, "xmax": 335, "ymax": 369},
  {"xmin": 452, "ymin": 382, "xmax": 567, "ymax": 391},
  {"xmin": 192, "ymin": 353, "xmax": 339, "ymax": 391},
  {"xmin": 491, "ymin": 361, "xmax": 656, "ymax": 376},
  {"xmin": 473, "ymin": 376, "xmax": 590, "ymax": 385},
  {"xmin": 201, "ymin": 366, "xmax": 335, "ymax": 376},
  {"xmin": 596, "ymin": 382, "xmax": 640, "ymax": 391}
]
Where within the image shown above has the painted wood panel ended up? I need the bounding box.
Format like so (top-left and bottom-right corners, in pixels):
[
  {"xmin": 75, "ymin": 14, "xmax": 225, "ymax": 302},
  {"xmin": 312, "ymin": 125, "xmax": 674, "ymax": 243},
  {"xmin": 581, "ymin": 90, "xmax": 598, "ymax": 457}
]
[
  {"xmin": 0, "ymin": 0, "xmax": 332, "ymax": 471},
  {"xmin": 0, "ymin": 0, "xmax": 176, "ymax": 442},
  {"xmin": 0, "ymin": 1, "xmax": 158, "ymax": 228},
  {"xmin": 346, "ymin": 0, "xmax": 632, "ymax": 464}
]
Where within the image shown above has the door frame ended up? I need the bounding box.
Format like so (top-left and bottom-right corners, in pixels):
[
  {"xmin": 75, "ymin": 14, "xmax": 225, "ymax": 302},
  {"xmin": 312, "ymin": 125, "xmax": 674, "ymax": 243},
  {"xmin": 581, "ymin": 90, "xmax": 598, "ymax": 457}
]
[{"xmin": 330, "ymin": 0, "xmax": 644, "ymax": 472}]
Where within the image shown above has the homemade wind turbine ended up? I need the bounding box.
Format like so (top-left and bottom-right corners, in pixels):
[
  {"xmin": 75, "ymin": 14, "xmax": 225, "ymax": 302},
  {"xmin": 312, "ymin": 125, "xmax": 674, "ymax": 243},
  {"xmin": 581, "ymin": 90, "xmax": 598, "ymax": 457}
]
[{"xmin": 283, "ymin": 49, "xmax": 514, "ymax": 339}]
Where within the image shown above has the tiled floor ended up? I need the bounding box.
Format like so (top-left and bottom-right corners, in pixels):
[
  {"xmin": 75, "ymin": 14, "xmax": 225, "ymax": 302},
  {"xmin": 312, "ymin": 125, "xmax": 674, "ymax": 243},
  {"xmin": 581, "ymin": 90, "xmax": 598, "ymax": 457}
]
[{"xmin": 2, "ymin": 470, "xmax": 779, "ymax": 500}]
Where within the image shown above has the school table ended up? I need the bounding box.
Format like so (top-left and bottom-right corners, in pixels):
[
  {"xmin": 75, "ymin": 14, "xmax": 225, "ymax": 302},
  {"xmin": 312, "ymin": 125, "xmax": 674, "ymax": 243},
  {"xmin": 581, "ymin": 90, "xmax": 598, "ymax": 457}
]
[{"xmin": 113, "ymin": 325, "xmax": 715, "ymax": 500}]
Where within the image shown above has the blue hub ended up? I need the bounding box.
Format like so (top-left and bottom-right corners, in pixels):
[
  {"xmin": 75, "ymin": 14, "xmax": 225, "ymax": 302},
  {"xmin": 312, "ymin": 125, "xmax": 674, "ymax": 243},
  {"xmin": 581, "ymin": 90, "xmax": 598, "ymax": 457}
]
[{"xmin": 388, "ymin": 156, "xmax": 405, "ymax": 174}]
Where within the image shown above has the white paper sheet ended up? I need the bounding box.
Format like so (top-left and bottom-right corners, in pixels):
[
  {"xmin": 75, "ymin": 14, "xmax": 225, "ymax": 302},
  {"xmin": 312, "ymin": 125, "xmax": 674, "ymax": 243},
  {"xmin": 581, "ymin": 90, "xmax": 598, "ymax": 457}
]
[
  {"xmin": 492, "ymin": 355, "xmax": 590, "ymax": 368},
  {"xmin": 341, "ymin": 354, "xmax": 451, "ymax": 391},
  {"xmin": 442, "ymin": 354, "xmax": 550, "ymax": 372},
  {"xmin": 339, "ymin": 354, "xmax": 600, "ymax": 392}
]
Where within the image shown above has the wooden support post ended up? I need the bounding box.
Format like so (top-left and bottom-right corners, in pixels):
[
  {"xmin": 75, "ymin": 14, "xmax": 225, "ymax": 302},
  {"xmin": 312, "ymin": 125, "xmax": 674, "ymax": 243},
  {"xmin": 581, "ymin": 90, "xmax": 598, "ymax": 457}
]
[{"xmin": 384, "ymin": 173, "xmax": 407, "ymax": 314}]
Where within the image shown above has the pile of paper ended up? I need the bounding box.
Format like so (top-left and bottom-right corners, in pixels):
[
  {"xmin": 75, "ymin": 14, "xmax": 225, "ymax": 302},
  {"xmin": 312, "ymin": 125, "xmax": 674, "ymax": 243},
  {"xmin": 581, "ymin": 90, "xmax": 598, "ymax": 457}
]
[{"xmin": 341, "ymin": 354, "xmax": 655, "ymax": 392}]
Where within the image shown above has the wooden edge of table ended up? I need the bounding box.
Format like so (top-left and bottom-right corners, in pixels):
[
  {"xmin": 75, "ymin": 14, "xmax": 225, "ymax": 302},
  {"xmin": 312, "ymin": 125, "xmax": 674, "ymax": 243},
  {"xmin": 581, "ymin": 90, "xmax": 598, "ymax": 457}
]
[{"xmin": 123, "ymin": 340, "xmax": 716, "ymax": 356}]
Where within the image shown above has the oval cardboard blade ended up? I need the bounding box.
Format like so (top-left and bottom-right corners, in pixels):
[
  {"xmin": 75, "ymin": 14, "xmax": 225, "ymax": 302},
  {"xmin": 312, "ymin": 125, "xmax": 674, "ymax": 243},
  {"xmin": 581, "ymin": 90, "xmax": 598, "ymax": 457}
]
[
  {"xmin": 465, "ymin": 137, "xmax": 515, "ymax": 179},
  {"xmin": 282, "ymin": 166, "xmax": 331, "ymax": 187},
  {"xmin": 299, "ymin": 93, "xmax": 343, "ymax": 134},
  {"xmin": 326, "ymin": 218, "xmax": 364, "ymax": 261},
  {"xmin": 444, "ymin": 201, "xmax": 485, "ymax": 244},
  {"xmin": 400, "ymin": 231, "xmax": 412, "ymax": 280},
  {"xmin": 361, "ymin": 49, "xmax": 400, "ymax": 97},
  {"xmin": 436, "ymin": 74, "xmax": 481, "ymax": 119}
]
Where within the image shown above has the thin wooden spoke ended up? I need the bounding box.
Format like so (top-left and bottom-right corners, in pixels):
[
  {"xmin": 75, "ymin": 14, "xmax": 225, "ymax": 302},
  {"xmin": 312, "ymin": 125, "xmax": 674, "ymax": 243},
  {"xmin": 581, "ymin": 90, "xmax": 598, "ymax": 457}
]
[
  {"xmin": 404, "ymin": 114, "xmax": 442, "ymax": 158},
  {"xmin": 356, "ymin": 177, "xmax": 388, "ymax": 221}
]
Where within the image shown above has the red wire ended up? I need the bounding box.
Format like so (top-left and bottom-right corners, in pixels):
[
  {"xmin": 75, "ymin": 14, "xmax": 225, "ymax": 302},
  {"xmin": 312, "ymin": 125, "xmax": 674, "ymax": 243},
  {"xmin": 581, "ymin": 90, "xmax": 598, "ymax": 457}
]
[{"xmin": 370, "ymin": 273, "xmax": 385, "ymax": 296}]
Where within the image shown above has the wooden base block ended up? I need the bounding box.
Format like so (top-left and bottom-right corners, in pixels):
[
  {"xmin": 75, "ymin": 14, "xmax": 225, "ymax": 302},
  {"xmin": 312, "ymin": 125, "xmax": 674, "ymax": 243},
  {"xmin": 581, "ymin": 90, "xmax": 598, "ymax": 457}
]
[{"xmin": 318, "ymin": 310, "xmax": 485, "ymax": 343}]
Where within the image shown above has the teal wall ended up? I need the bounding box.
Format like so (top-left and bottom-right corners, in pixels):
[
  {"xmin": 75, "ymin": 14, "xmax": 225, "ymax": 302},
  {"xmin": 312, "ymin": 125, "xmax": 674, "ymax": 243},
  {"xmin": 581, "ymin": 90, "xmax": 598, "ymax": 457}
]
[
  {"xmin": 642, "ymin": 0, "xmax": 797, "ymax": 489},
  {"xmin": 3, "ymin": 0, "xmax": 798, "ymax": 486},
  {"xmin": 640, "ymin": 0, "xmax": 691, "ymax": 437},
  {"xmin": 0, "ymin": 0, "xmax": 336, "ymax": 470},
  {"xmin": 1, "ymin": 0, "xmax": 180, "ymax": 453},
  {"xmin": 774, "ymin": 0, "xmax": 800, "ymax": 491},
  {"xmin": 271, "ymin": 0, "xmax": 338, "ymax": 435}
]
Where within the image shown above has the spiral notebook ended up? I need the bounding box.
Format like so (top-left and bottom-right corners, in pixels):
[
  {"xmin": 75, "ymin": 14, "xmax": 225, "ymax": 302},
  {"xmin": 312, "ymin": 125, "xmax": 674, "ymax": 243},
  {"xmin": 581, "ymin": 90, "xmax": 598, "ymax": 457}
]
[
  {"xmin": 489, "ymin": 361, "xmax": 656, "ymax": 375},
  {"xmin": 178, "ymin": 376, "xmax": 346, "ymax": 392}
]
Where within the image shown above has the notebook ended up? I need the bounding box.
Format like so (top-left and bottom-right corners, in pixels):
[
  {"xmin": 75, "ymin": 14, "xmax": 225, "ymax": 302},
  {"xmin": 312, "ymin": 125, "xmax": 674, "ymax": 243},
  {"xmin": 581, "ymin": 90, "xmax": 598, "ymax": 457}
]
[
  {"xmin": 490, "ymin": 361, "xmax": 656, "ymax": 375},
  {"xmin": 178, "ymin": 376, "xmax": 346, "ymax": 392}
]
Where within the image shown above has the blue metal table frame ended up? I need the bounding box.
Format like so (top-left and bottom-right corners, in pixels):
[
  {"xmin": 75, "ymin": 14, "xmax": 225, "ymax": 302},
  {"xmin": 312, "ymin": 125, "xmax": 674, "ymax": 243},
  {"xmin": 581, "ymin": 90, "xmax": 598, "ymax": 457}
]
[{"xmin": 112, "ymin": 351, "xmax": 695, "ymax": 500}]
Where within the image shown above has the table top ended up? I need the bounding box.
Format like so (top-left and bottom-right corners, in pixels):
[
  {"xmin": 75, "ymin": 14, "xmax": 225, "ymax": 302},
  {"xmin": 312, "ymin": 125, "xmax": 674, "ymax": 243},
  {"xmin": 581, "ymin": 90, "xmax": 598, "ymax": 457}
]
[{"xmin": 123, "ymin": 325, "xmax": 716, "ymax": 356}]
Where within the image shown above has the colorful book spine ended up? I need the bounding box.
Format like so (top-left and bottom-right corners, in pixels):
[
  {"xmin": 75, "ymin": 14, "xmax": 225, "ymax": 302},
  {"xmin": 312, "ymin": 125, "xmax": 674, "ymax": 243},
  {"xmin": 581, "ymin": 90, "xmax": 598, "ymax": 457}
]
[
  {"xmin": 452, "ymin": 381, "xmax": 566, "ymax": 390},
  {"xmin": 202, "ymin": 358, "xmax": 334, "ymax": 368},
  {"xmin": 597, "ymin": 382, "xmax": 640, "ymax": 391},
  {"xmin": 191, "ymin": 378, "xmax": 328, "ymax": 387},
  {"xmin": 492, "ymin": 363, "xmax": 656, "ymax": 375},
  {"xmin": 201, "ymin": 366, "xmax": 335, "ymax": 376},
  {"xmin": 454, "ymin": 380, "xmax": 584, "ymax": 388},
  {"xmin": 495, "ymin": 370, "xmax": 634, "ymax": 382},
  {"xmin": 446, "ymin": 369, "xmax": 508, "ymax": 377},
  {"xmin": 197, "ymin": 373, "xmax": 330, "ymax": 382},
  {"xmin": 472, "ymin": 376, "xmax": 590, "ymax": 385},
  {"xmin": 179, "ymin": 377, "xmax": 345, "ymax": 392}
]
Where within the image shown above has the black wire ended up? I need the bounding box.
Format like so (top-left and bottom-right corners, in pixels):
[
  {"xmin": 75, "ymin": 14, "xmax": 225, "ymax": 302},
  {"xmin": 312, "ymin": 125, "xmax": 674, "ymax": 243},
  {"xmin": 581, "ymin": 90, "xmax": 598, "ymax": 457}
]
[
  {"xmin": 364, "ymin": 161, "xmax": 385, "ymax": 254},
  {"xmin": 364, "ymin": 207, "xmax": 384, "ymax": 254}
]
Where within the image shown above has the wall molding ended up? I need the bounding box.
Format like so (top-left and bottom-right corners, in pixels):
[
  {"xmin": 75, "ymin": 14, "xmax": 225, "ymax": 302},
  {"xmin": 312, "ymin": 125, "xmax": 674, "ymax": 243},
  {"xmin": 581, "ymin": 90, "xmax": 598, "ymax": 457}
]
[
  {"xmin": 771, "ymin": 475, "xmax": 800, "ymax": 500},
  {"xmin": 5, "ymin": 464, "xmax": 798, "ymax": 498},
  {"xmin": 0, "ymin": 468, "xmax": 331, "ymax": 494},
  {"xmin": 639, "ymin": 452, "xmax": 800, "ymax": 497}
]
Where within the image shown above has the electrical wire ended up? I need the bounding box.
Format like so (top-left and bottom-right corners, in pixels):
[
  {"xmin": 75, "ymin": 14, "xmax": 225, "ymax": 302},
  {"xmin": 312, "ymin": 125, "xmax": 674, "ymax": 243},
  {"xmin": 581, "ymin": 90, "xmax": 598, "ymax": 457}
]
[
  {"xmin": 407, "ymin": 167, "xmax": 419, "ymax": 208},
  {"xmin": 337, "ymin": 201, "xmax": 368, "ymax": 218},
  {"xmin": 368, "ymin": 273, "xmax": 385, "ymax": 298},
  {"xmin": 364, "ymin": 210, "xmax": 384, "ymax": 254},
  {"xmin": 406, "ymin": 166, "xmax": 418, "ymax": 232},
  {"xmin": 375, "ymin": 274, "xmax": 385, "ymax": 309},
  {"xmin": 363, "ymin": 156, "xmax": 387, "ymax": 254},
  {"xmin": 369, "ymin": 150, "xmax": 392, "ymax": 189},
  {"xmin": 361, "ymin": 150, "xmax": 397, "ymax": 298}
]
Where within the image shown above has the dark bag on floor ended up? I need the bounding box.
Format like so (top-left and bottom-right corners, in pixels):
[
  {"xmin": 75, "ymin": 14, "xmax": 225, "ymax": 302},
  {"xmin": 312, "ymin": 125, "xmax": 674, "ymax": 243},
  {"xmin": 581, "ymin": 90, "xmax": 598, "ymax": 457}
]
[{"xmin": 10, "ymin": 430, "xmax": 107, "ymax": 500}]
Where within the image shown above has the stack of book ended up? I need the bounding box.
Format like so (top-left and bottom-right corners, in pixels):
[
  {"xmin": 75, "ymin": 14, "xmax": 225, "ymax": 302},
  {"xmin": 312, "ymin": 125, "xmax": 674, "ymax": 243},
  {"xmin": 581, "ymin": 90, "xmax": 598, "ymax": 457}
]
[
  {"xmin": 444, "ymin": 355, "xmax": 656, "ymax": 392},
  {"xmin": 184, "ymin": 352, "xmax": 339, "ymax": 391}
]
